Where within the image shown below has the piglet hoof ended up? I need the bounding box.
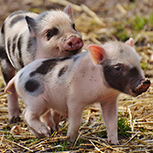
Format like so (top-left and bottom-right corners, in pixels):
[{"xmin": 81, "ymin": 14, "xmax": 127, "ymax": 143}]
[
  {"xmin": 108, "ymin": 139, "xmax": 119, "ymax": 145},
  {"xmin": 67, "ymin": 132, "xmax": 78, "ymax": 143},
  {"xmin": 35, "ymin": 130, "xmax": 51, "ymax": 138},
  {"xmin": 38, "ymin": 127, "xmax": 51, "ymax": 138},
  {"xmin": 38, "ymin": 132, "xmax": 51, "ymax": 138},
  {"xmin": 10, "ymin": 116, "xmax": 21, "ymax": 124},
  {"xmin": 30, "ymin": 124, "xmax": 51, "ymax": 138},
  {"xmin": 67, "ymin": 136, "xmax": 75, "ymax": 143}
]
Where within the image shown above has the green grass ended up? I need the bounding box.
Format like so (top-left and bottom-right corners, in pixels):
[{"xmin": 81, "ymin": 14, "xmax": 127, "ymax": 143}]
[
  {"xmin": 112, "ymin": 24, "xmax": 129, "ymax": 41},
  {"xmin": 141, "ymin": 62, "xmax": 150, "ymax": 70},
  {"xmin": 118, "ymin": 117, "xmax": 131, "ymax": 137},
  {"xmin": 4, "ymin": 131, "xmax": 16, "ymax": 141},
  {"xmin": 149, "ymin": 12, "xmax": 153, "ymax": 25},
  {"xmin": 133, "ymin": 13, "xmax": 153, "ymax": 30},
  {"xmin": 53, "ymin": 139, "xmax": 83, "ymax": 152},
  {"xmin": 140, "ymin": 126, "xmax": 149, "ymax": 133},
  {"xmin": 133, "ymin": 16, "xmax": 147, "ymax": 30},
  {"xmin": 112, "ymin": 12, "xmax": 153, "ymax": 41}
]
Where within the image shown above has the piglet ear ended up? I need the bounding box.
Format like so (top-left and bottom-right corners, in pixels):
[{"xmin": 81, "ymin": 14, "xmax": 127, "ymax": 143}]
[
  {"xmin": 64, "ymin": 4, "xmax": 74, "ymax": 20},
  {"xmin": 88, "ymin": 44, "xmax": 105, "ymax": 65},
  {"xmin": 25, "ymin": 16, "xmax": 36, "ymax": 37},
  {"xmin": 125, "ymin": 38, "xmax": 134, "ymax": 47}
]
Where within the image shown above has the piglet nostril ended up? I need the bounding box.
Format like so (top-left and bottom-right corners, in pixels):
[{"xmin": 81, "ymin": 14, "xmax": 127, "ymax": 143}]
[{"xmin": 68, "ymin": 42, "xmax": 73, "ymax": 48}]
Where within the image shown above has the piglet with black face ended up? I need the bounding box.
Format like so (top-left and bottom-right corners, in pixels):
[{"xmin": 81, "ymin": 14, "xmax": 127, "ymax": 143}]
[
  {"xmin": 102, "ymin": 38, "xmax": 150, "ymax": 97},
  {"xmin": 5, "ymin": 38, "xmax": 150, "ymax": 144}
]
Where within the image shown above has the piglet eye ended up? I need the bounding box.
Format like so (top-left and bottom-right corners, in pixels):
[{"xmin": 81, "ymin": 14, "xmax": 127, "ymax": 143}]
[
  {"xmin": 46, "ymin": 30, "xmax": 53, "ymax": 40},
  {"xmin": 114, "ymin": 65, "xmax": 122, "ymax": 71},
  {"xmin": 45, "ymin": 27, "xmax": 59, "ymax": 41}
]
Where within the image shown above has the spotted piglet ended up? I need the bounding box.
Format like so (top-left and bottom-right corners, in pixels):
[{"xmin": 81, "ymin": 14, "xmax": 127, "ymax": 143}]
[
  {"xmin": 0, "ymin": 5, "xmax": 83, "ymax": 123},
  {"xmin": 5, "ymin": 38, "xmax": 150, "ymax": 144}
]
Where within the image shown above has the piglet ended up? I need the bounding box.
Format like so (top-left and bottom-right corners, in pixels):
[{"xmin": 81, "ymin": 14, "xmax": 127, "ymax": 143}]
[
  {"xmin": 5, "ymin": 38, "xmax": 150, "ymax": 144},
  {"xmin": 0, "ymin": 4, "xmax": 83, "ymax": 123}
]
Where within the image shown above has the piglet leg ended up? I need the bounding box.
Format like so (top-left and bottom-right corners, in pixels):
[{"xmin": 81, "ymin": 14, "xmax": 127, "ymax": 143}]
[
  {"xmin": 23, "ymin": 103, "xmax": 51, "ymax": 138},
  {"xmin": 1, "ymin": 52, "xmax": 20, "ymax": 123},
  {"xmin": 67, "ymin": 103, "xmax": 83, "ymax": 142},
  {"xmin": 41, "ymin": 109, "xmax": 60, "ymax": 132},
  {"xmin": 8, "ymin": 85, "xmax": 20, "ymax": 123},
  {"xmin": 100, "ymin": 96, "xmax": 119, "ymax": 144}
]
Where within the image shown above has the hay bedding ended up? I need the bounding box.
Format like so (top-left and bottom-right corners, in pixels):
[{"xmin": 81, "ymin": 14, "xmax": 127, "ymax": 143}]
[
  {"xmin": 0, "ymin": 81, "xmax": 153, "ymax": 152},
  {"xmin": 0, "ymin": 0, "xmax": 153, "ymax": 152}
]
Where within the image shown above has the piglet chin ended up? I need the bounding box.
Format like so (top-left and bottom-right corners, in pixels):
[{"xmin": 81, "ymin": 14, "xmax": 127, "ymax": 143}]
[{"xmin": 129, "ymin": 79, "xmax": 151, "ymax": 97}]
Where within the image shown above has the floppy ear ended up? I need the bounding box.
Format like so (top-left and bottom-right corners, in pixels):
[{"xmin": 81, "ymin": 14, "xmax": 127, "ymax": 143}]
[
  {"xmin": 25, "ymin": 16, "xmax": 37, "ymax": 37},
  {"xmin": 64, "ymin": 4, "xmax": 73, "ymax": 21},
  {"xmin": 125, "ymin": 38, "xmax": 134, "ymax": 47},
  {"xmin": 88, "ymin": 44, "xmax": 105, "ymax": 65}
]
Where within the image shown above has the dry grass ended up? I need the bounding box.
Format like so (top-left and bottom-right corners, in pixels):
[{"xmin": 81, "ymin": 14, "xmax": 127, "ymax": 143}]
[
  {"xmin": 0, "ymin": 79, "xmax": 153, "ymax": 152},
  {"xmin": 0, "ymin": 0, "xmax": 153, "ymax": 152}
]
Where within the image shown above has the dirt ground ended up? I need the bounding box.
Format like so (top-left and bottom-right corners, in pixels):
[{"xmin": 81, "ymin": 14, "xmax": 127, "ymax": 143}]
[{"xmin": 0, "ymin": 0, "xmax": 153, "ymax": 152}]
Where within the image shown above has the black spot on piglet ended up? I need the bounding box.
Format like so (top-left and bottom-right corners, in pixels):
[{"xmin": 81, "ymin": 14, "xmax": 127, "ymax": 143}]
[
  {"xmin": 30, "ymin": 59, "xmax": 58, "ymax": 76},
  {"xmin": 58, "ymin": 66, "xmax": 68, "ymax": 77},
  {"xmin": 30, "ymin": 57, "xmax": 71, "ymax": 77},
  {"xmin": 17, "ymin": 35, "xmax": 24, "ymax": 68},
  {"xmin": 10, "ymin": 16, "xmax": 24, "ymax": 28},
  {"xmin": 24, "ymin": 79, "xmax": 44, "ymax": 96},
  {"xmin": 7, "ymin": 39, "xmax": 11, "ymax": 54},
  {"xmin": 25, "ymin": 79, "xmax": 40, "ymax": 92}
]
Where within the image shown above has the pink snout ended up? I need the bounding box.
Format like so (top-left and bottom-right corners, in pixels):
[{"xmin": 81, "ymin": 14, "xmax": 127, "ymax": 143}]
[
  {"xmin": 135, "ymin": 79, "xmax": 151, "ymax": 95},
  {"xmin": 130, "ymin": 79, "xmax": 151, "ymax": 96},
  {"xmin": 65, "ymin": 36, "xmax": 83, "ymax": 53}
]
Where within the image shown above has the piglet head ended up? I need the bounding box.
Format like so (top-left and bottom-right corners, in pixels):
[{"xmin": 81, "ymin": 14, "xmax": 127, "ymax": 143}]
[
  {"xmin": 26, "ymin": 4, "xmax": 83, "ymax": 58},
  {"xmin": 88, "ymin": 38, "xmax": 151, "ymax": 97}
]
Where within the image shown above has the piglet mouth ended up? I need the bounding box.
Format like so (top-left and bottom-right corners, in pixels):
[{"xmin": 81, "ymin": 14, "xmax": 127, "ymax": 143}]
[
  {"xmin": 65, "ymin": 49, "xmax": 81, "ymax": 55},
  {"xmin": 130, "ymin": 79, "xmax": 151, "ymax": 97}
]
